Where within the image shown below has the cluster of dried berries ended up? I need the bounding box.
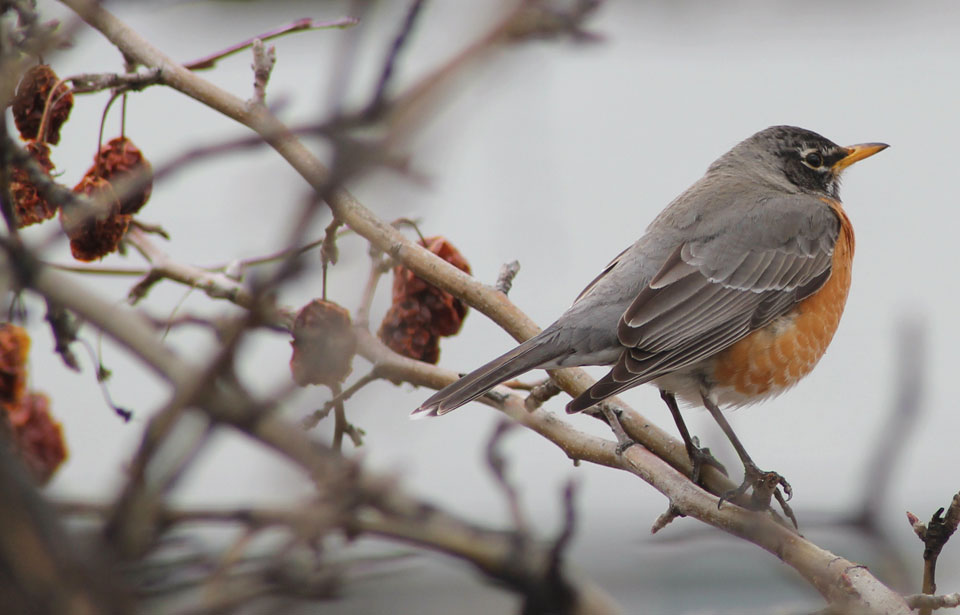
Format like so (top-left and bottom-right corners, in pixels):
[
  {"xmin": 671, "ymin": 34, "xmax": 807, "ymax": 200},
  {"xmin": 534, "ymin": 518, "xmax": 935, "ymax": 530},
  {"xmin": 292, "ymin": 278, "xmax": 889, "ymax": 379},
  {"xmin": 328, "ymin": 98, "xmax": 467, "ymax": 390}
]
[
  {"xmin": 0, "ymin": 324, "xmax": 66, "ymax": 485},
  {"xmin": 10, "ymin": 141, "xmax": 57, "ymax": 228},
  {"xmin": 64, "ymin": 137, "xmax": 153, "ymax": 261},
  {"xmin": 10, "ymin": 64, "xmax": 154, "ymax": 260},
  {"xmin": 378, "ymin": 236, "xmax": 471, "ymax": 364},
  {"xmin": 289, "ymin": 300, "xmax": 357, "ymax": 388},
  {"xmin": 10, "ymin": 65, "xmax": 73, "ymax": 229}
]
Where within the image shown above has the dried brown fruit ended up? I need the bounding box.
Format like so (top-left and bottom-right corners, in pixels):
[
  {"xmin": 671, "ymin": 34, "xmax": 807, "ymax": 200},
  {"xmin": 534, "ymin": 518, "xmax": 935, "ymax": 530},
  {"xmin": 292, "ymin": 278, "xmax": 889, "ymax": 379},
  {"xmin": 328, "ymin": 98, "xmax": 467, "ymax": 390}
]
[
  {"xmin": 10, "ymin": 140, "xmax": 58, "ymax": 227},
  {"xmin": 0, "ymin": 324, "xmax": 30, "ymax": 403},
  {"xmin": 91, "ymin": 137, "xmax": 153, "ymax": 215},
  {"xmin": 378, "ymin": 236, "xmax": 471, "ymax": 363},
  {"xmin": 5, "ymin": 392, "xmax": 67, "ymax": 485},
  {"xmin": 63, "ymin": 175, "xmax": 130, "ymax": 261},
  {"xmin": 12, "ymin": 64, "xmax": 73, "ymax": 145},
  {"xmin": 290, "ymin": 300, "xmax": 357, "ymax": 388},
  {"xmin": 379, "ymin": 298, "xmax": 439, "ymax": 364}
]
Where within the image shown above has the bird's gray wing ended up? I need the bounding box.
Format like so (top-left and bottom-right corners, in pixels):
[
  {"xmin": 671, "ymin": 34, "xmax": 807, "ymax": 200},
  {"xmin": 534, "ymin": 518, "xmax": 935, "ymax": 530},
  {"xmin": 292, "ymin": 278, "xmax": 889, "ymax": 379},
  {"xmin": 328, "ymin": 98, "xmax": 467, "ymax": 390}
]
[
  {"xmin": 573, "ymin": 244, "xmax": 633, "ymax": 305},
  {"xmin": 567, "ymin": 194, "xmax": 842, "ymax": 411}
]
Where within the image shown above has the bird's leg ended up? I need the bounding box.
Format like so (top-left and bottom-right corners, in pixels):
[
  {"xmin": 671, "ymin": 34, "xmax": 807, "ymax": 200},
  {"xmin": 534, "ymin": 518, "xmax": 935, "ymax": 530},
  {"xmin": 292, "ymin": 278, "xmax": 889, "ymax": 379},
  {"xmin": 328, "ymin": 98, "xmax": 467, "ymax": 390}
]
[
  {"xmin": 659, "ymin": 390, "xmax": 727, "ymax": 484},
  {"xmin": 699, "ymin": 391, "xmax": 796, "ymax": 526},
  {"xmin": 596, "ymin": 402, "xmax": 637, "ymax": 454}
]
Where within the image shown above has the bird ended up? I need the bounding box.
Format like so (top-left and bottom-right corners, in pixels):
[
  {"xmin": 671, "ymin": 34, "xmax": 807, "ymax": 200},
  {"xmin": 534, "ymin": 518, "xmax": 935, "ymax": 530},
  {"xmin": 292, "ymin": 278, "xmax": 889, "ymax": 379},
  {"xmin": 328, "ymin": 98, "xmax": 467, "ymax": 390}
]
[{"xmin": 414, "ymin": 125, "xmax": 887, "ymax": 506}]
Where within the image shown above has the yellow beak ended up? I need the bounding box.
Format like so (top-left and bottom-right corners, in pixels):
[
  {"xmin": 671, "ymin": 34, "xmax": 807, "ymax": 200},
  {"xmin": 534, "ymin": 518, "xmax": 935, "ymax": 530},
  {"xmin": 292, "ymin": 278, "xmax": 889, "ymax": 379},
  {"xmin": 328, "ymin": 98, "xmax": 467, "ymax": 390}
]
[{"xmin": 833, "ymin": 142, "xmax": 889, "ymax": 172}]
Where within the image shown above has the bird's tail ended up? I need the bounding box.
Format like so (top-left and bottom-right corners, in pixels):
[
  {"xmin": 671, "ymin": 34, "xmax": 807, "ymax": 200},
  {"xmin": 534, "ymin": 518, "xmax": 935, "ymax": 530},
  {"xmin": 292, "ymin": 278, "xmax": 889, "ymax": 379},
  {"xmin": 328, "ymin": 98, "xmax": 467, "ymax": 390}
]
[{"xmin": 412, "ymin": 332, "xmax": 564, "ymax": 418}]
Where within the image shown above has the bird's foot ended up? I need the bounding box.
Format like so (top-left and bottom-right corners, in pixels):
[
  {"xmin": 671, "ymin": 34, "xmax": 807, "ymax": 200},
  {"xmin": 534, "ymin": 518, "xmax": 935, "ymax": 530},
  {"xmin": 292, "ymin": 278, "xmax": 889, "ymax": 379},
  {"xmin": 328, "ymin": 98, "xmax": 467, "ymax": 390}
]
[
  {"xmin": 719, "ymin": 462, "xmax": 797, "ymax": 528},
  {"xmin": 686, "ymin": 436, "xmax": 728, "ymax": 485},
  {"xmin": 598, "ymin": 403, "xmax": 638, "ymax": 455}
]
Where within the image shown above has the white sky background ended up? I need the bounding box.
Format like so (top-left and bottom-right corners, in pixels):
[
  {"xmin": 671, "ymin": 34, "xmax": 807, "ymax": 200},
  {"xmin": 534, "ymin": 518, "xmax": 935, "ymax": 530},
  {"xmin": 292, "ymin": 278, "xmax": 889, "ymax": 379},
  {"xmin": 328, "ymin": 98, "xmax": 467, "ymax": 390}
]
[{"xmin": 20, "ymin": 1, "xmax": 959, "ymax": 613}]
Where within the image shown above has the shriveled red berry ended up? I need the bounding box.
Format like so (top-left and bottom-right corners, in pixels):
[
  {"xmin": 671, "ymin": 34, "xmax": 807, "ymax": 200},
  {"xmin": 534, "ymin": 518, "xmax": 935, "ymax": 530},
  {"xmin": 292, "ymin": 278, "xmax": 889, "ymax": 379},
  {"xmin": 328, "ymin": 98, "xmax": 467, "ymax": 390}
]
[
  {"xmin": 12, "ymin": 64, "xmax": 73, "ymax": 145},
  {"xmin": 378, "ymin": 236, "xmax": 471, "ymax": 363},
  {"xmin": 0, "ymin": 324, "xmax": 31, "ymax": 403},
  {"xmin": 290, "ymin": 300, "xmax": 357, "ymax": 388},
  {"xmin": 11, "ymin": 140, "xmax": 59, "ymax": 227},
  {"xmin": 379, "ymin": 298, "xmax": 439, "ymax": 364},
  {"xmin": 62, "ymin": 175, "xmax": 130, "ymax": 261},
  {"xmin": 5, "ymin": 392, "xmax": 67, "ymax": 485},
  {"xmin": 91, "ymin": 137, "xmax": 153, "ymax": 215}
]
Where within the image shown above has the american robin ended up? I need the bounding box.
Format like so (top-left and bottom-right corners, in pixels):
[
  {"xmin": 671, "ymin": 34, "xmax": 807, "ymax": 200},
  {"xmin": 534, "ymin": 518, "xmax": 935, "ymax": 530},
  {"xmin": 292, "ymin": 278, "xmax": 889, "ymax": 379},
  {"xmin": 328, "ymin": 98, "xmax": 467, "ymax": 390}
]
[{"xmin": 415, "ymin": 126, "xmax": 887, "ymax": 508}]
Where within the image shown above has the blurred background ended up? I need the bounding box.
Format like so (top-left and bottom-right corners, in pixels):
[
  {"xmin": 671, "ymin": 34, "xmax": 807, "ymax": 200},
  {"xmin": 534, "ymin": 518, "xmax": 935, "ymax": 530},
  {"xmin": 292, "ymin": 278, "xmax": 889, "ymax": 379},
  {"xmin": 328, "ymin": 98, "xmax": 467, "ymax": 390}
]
[{"xmin": 20, "ymin": 0, "xmax": 958, "ymax": 612}]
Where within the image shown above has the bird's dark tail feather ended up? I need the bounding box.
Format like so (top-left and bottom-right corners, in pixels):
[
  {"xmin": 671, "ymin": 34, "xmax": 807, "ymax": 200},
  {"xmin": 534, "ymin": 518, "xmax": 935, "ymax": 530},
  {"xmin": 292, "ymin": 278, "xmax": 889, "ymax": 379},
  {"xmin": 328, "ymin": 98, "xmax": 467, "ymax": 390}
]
[{"xmin": 413, "ymin": 333, "xmax": 563, "ymax": 418}]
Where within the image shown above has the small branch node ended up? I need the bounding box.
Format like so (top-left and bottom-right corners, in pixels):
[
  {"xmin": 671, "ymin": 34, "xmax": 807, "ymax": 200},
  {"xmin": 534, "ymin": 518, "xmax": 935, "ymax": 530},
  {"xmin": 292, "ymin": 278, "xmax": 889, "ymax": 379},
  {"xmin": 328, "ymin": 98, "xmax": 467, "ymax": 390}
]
[
  {"xmin": 249, "ymin": 38, "xmax": 276, "ymax": 107},
  {"xmin": 524, "ymin": 379, "xmax": 560, "ymax": 411},
  {"xmin": 651, "ymin": 503, "xmax": 684, "ymax": 534},
  {"xmin": 495, "ymin": 259, "xmax": 521, "ymax": 295}
]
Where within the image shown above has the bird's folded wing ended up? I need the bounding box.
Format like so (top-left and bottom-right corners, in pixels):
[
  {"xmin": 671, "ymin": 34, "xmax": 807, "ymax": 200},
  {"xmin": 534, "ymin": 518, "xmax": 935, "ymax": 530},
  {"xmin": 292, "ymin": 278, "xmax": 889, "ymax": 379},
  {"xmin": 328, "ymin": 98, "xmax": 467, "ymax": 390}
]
[{"xmin": 570, "ymin": 195, "xmax": 841, "ymax": 406}]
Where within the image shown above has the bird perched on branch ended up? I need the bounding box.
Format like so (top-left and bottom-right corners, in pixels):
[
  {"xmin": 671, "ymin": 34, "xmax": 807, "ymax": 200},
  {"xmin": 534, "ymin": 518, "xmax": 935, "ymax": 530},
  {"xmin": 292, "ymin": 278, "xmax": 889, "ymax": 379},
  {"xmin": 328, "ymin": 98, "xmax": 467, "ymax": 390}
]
[{"xmin": 415, "ymin": 125, "xmax": 887, "ymax": 513}]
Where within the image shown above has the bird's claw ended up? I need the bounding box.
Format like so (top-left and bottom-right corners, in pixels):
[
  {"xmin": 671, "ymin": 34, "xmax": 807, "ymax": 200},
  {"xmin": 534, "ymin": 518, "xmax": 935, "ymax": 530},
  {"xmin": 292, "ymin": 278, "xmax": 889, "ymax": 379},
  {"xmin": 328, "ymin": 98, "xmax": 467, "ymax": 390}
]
[
  {"xmin": 717, "ymin": 462, "xmax": 797, "ymax": 527},
  {"xmin": 686, "ymin": 436, "xmax": 728, "ymax": 485}
]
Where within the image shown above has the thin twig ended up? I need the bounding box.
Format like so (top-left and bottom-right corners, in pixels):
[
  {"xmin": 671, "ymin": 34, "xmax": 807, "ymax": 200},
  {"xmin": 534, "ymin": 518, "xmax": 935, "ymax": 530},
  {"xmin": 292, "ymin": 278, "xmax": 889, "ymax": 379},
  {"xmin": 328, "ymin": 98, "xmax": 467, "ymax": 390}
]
[
  {"xmin": 320, "ymin": 218, "xmax": 342, "ymax": 300},
  {"xmin": 183, "ymin": 17, "xmax": 360, "ymax": 71},
  {"xmin": 912, "ymin": 493, "xmax": 960, "ymax": 615},
  {"xmin": 650, "ymin": 503, "xmax": 683, "ymax": 534},
  {"xmin": 43, "ymin": 298, "xmax": 81, "ymax": 371},
  {"xmin": 486, "ymin": 420, "xmax": 527, "ymax": 534},
  {"xmin": 248, "ymin": 38, "xmax": 275, "ymax": 106},
  {"xmin": 366, "ymin": 0, "xmax": 426, "ymax": 116},
  {"xmin": 496, "ymin": 260, "xmax": 521, "ymax": 295},
  {"xmin": 330, "ymin": 383, "xmax": 347, "ymax": 450},
  {"xmin": 68, "ymin": 68, "xmax": 163, "ymax": 94},
  {"xmin": 906, "ymin": 593, "xmax": 960, "ymax": 611},
  {"xmin": 302, "ymin": 369, "xmax": 380, "ymax": 430},
  {"xmin": 355, "ymin": 249, "xmax": 388, "ymax": 329},
  {"xmin": 35, "ymin": 76, "xmax": 70, "ymax": 145}
]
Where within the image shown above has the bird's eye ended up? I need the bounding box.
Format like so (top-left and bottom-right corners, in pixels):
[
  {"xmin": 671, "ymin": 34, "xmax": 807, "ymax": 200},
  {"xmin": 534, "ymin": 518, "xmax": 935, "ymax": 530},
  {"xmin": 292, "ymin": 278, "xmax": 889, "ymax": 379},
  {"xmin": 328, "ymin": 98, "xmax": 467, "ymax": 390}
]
[{"xmin": 804, "ymin": 152, "xmax": 824, "ymax": 168}]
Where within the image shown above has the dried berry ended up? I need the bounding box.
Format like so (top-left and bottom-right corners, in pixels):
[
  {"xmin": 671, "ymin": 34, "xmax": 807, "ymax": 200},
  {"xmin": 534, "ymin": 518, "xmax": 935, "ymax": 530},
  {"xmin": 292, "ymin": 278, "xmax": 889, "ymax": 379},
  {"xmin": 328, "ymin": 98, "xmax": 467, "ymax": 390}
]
[
  {"xmin": 378, "ymin": 236, "xmax": 471, "ymax": 363},
  {"xmin": 12, "ymin": 64, "xmax": 73, "ymax": 145},
  {"xmin": 379, "ymin": 298, "xmax": 439, "ymax": 364},
  {"xmin": 63, "ymin": 175, "xmax": 130, "ymax": 261},
  {"xmin": 5, "ymin": 392, "xmax": 67, "ymax": 485},
  {"xmin": 10, "ymin": 140, "xmax": 59, "ymax": 227},
  {"xmin": 290, "ymin": 300, "xmax": 357, "ymax": 388},
  {"xmin": 0, "ymin": 324, "xmax": 31, "ymax": 403},
  {"xmin": 91, "ymin": 137, "xmax": 153, "ymax": 215}
]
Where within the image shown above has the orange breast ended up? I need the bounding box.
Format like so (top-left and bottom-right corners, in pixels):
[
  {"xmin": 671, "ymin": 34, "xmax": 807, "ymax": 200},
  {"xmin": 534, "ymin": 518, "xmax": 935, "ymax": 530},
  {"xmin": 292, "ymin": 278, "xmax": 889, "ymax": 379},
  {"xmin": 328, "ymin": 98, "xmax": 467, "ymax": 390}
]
[{"xmin": 710, "ymin": 202, "xmax": 854, "ymax": 399}]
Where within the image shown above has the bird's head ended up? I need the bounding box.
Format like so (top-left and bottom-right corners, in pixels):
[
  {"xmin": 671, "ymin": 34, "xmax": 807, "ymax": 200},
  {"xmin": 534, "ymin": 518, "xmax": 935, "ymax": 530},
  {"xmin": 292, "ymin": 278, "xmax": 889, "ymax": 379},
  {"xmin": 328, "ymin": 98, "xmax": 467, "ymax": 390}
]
[{"xmin": 712, "ymin": 125, "xmax": 888, "ymax": 199}]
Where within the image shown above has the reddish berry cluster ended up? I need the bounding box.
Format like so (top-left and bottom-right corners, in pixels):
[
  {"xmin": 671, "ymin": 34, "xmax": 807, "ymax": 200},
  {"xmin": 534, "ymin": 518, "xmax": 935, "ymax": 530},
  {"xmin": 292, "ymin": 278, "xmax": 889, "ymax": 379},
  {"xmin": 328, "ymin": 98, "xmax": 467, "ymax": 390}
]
[
  {"xmin": 378, "ymin": 236, "xmax": 470, "ymax": 364},
  {"xmin": 0, "ymin": 324, "xmax": 66, "ymax": 485},
  {"xmin": 10, "ymin": 64, "xmax": 153, "ymax": 260}
]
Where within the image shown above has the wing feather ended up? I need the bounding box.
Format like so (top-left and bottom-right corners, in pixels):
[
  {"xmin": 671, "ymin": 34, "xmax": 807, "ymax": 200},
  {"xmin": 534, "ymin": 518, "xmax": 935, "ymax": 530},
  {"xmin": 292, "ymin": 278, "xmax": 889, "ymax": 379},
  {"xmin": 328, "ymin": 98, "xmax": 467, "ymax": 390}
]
[
  {"xmin": 566, "ymin": 193, "xmax": 845, "ymax": 413},
  {"xmin": 580, "ymin": 202, "xmax": 842, "ymax": 408}
]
